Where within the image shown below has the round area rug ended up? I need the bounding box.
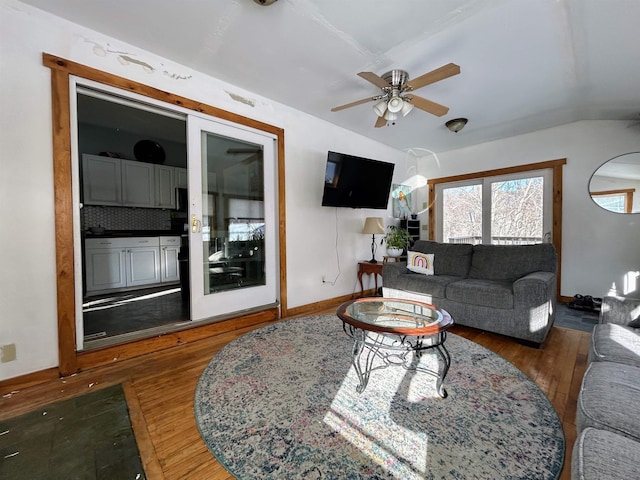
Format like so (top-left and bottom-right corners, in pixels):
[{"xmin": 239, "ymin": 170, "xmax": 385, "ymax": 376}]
[{"xmin": 195, "ymin": 315, "xmax": 564, "ymax": 479}]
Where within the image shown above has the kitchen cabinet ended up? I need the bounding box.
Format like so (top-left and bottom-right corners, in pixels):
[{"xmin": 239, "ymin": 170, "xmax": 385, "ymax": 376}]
[
  {"xmin": 126, "ymin": 242, "xmax": 161, "ymax": 287},
  {"xmin": 160, "ymin": 236, "xmax": 181, "ymax": 283},
  {"xmin": 155, "ymin": 165, "xmax": 176, "ymax": 209},
  {"xmin": 82, "ymin": 155, "xmax": 122, "ymax": 206},
  {"xmin": 85, "ymin": 243, "xmax": 127, "ymax": 291},
  {"xmin": 83, "ymin": 154, "xmax": 180, "ymax": 209},
  {"xmin": 85, "ymin": 237, "xmax": 162, "ymax": 294},
  {"xmin": 175, "ymin": 168, "xmax": 188, "ymax": 189},
  {"xmin": 122, "ymin": 159, "xmax": 155, "ymax": 207}
]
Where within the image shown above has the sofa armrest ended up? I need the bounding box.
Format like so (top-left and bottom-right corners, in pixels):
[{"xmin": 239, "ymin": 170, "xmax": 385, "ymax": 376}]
[
  {"xmin": 513, "ymin": 271, "xmax": 556, "ymax": 306},
  {"xmin": 381, "ymin": 262, "xmax": 407, "ymax": 284},
  {"xmin": 599, "ymin": 295, "xmax": 640, "ymax": 326}
]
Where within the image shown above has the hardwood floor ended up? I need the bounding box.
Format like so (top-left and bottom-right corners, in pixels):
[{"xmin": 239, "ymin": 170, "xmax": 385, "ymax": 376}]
[{"xmin": 0, "ymin": 309, "xmax": 589, "ymax": 480}]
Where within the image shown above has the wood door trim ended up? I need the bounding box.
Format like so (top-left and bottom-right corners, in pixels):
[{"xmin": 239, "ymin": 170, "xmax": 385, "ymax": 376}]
[{"xmin": 44, "ymin": 53, "xmax": 287, "ymax": 377}]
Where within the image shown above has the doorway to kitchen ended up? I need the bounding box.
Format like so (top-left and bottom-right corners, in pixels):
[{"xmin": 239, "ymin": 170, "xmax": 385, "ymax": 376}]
[
  {"xmin": 74, "ymin": 80, "xmax": 278, "ymax": 350},
  {"xmin": 77, "ymin": 87, "xmax": 191, "ymax": 346}
]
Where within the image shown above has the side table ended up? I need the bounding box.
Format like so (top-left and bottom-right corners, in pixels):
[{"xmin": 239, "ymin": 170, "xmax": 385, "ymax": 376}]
[{"xmin": 357, "ymin": 261, "xmax": 383, "ymax": 297}]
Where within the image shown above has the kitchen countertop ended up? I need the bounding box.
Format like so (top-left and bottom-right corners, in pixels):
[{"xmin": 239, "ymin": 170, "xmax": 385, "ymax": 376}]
[{"xmin": 83, "ymin": 230, "xmax": 184, "ymax": 238}]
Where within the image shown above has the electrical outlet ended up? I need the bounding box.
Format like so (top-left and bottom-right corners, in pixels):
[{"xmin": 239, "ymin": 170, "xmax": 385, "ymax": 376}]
[{"xmin": 1, "ymin": 344, "xmax": 16, "ymax": 363}]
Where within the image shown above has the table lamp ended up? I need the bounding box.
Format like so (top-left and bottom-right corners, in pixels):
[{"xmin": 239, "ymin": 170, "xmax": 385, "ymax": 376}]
[{"xmin": 362, "ymin": 217, "xmax": 385, "ymax": 263}]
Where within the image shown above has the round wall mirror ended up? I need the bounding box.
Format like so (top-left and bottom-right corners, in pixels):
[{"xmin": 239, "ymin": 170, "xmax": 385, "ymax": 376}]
[{"xmin": 589, "ymin": 152, "xmax": 640, "ymax": 213}]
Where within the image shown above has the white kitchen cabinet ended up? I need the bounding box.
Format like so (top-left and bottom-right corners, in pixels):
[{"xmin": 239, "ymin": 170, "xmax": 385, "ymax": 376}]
[
  {"xmin": 85, "ymin": 237, "xmax": 161, "ymax": 294},
  {"xmin": 122, "ymin": 160, "xmax": 155, "ymax": 207},
  {"xmin": 85, "ymin": 245, "xmax": 127, "ymax": 292},
  {"xmin": 175, "ymin": 168, "xmax": 188, "ymax": 189},
  {"xmin": 82, "ymin": 154, "xmax": 122, "ymax": 206},
  {"xmin": 154, "ymin": 165, "xmax": 176, "ymax": 209},
  {"xmin": 160, "ymin": 236, "xmax": 181, "ymax": 283},
  {"xmin": 126, "ymin": 245, "xmax": 161, "ymax": 286}
]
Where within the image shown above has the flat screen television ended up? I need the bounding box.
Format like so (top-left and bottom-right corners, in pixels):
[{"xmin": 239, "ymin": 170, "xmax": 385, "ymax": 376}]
[{"xmin": 321, "ymin": 151, "xmax": 395, "ymax": 209}]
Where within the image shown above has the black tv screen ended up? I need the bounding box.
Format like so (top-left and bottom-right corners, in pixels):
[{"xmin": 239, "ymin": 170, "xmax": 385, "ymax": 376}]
[{"xmin": 321, "ymin": 151, "xmax": 395, "ymax": 209}]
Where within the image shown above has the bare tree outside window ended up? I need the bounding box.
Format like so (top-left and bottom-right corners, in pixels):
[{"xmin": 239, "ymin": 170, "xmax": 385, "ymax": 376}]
[
  {"xmin": 442, "ymin": 177, "xmax": 544, "ymax": 245},
  {"xmin": 443, "ymin": 184, "xmax": 482, "ymax": 243},
  {"xmin": 491, "ymin": 177, "xmax": 543, "ymax": 244}
]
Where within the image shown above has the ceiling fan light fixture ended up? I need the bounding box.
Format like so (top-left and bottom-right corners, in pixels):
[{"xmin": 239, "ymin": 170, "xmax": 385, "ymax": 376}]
[
  {"xmin": 445, "ymin": 117, "xmax": 468, "ymax": 132},
  {"xmin": 400, "ymin": 100, "xmax": 414, "ymax": 117},
  {"xmin": 253, "ymin": 0, "xmax": 278, "ymax": 5},
  {"xmin": 387, "ymin": 96, "xmax": 404, "ymax": 113},
  {"xmin": 373, "ymin": 100, "xmax": 387, "ymax": 117},
  {"xmin": 384, "ymin": 110, "xmax": 398, "ymax": 122}
]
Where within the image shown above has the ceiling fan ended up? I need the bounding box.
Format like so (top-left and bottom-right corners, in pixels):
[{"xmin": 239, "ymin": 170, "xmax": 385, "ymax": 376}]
[{"xmin": 331, "ymin": 63, "xmax": 460, "ymax": 128}]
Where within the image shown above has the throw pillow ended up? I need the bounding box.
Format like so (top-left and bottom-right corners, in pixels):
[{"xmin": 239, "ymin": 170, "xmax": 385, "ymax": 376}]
[
  {"xmin": 628, "ymin": 314, "xmax": 640, "ymax": 328},
  {"xmin": 407, "ymin": 251, "xmax": 434, "ymax": 276}
]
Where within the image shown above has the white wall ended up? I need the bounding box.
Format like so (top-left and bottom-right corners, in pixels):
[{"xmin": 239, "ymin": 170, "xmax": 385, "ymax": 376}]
[
  {"xmin": 419, "ymin": 121, "xmax": 640, "ymax": 299},
  {"xmin": 0, "ymin": 0, "xmax": 406, "ymax": 380}
]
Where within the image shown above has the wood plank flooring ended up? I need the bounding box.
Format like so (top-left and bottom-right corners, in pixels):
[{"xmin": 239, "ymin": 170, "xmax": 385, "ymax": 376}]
[{"xmin": 0, "ymin": 310, "xmax": 589, "ymax": 480}]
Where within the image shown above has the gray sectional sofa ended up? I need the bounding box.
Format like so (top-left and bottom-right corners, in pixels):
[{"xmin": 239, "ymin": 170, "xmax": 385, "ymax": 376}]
[
  {"xmin": 381, "ymin": 240, "xmax": 558, "ymax": 345},
  {"xmin": 573, "ymin": 295, "xmax": 640, "ymax": 480}
]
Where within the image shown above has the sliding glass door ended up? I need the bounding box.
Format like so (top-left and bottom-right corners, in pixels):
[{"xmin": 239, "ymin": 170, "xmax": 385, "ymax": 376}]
[
  {"xmin": 436, "ymin": 170, "xmax": 552, "ymax": 245},
  {"xmin": 187, "ymin": 116, "xmax": 278, "ymax": 321}
]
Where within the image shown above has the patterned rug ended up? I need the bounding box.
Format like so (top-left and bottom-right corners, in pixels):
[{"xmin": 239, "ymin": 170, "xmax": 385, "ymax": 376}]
[{"xmin": 194, "ymin": 315, "xmax": 564, "ymax": 479}]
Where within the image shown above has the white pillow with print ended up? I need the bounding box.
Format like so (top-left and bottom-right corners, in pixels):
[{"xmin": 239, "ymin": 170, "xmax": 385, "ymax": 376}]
[{"xmin": 407, "ymin": 251, "xmax": 434, "ymax": 275}]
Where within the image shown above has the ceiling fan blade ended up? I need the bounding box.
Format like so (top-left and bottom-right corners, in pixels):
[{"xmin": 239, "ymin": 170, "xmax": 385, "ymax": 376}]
[
  {"xmin": 404, "ymin": 63, "xmax": 460, "ymax": 91},
  {"xmin": 331, "ymin": 97, "xmax": 378, "ymax": 112},
  {"xmin": 374, "ymin": 116, "xmax": 387, "ymax": 128},
  {"xmin": 358, "ymin": 71, "xmax": 391, "ymax": 89},
  {"xmin": 406, "ymin": 95, "xmax": 450, "ymax": 117}
]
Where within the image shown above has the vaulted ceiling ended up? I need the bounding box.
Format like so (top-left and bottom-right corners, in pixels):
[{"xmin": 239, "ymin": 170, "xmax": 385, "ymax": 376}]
[{"xmin": 20, "ymin": 0, "xmax": 640, "ymax": 152}]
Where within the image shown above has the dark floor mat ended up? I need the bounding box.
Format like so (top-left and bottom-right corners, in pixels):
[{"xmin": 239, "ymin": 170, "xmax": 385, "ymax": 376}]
[{"xmin": 0, "ymin": 384, "xmax": 145, "ymax": 480}]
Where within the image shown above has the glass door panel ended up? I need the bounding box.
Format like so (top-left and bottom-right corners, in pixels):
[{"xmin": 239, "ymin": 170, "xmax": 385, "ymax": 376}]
[
  {"xmin": 441, "ymin": 183, "xmax": 482, "ymax": 244},
  {"xmin": 490, "ymin": 177, "xmax": 544, "ymax": 244},
  {"xmin": 187, "ymin": 116, "xmax": 277, "ymax": 322}
]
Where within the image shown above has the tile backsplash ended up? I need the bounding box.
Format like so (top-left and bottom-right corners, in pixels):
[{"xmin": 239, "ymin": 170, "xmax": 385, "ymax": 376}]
[{"xmin": 83, "ymin": 206, "xmax": 172, "ymax": 231}]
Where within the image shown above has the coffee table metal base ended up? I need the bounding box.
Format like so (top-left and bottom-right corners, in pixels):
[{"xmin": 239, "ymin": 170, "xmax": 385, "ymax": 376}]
[{"xmin": 343, "ymin": 323, "xmax": 451, "ymax": 398}]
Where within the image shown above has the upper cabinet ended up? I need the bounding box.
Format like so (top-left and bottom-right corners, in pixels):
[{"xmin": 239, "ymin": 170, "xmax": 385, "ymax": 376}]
[
  {"xmin": 155, "ymin": 164, "xmax": 176, "ymax": 209},
  {"xmin": 82, "ymin": 154, "xmax": 185, "ymax": 209},
  {"xmin": 82, "ymin": 155, "xmax": 122, "ymax": 206},
  {"xmin": 122, "ymin": 159, "xmax": 155, "ymax": 208},
  {"xmin": 175, "ymin": 168, "xmax": 188, "ymax": 189}
]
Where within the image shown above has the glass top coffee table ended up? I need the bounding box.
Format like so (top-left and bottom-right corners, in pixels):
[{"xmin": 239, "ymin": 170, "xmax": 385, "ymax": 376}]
[{"xmin": 337, "ymin": 297, "xmax": 454, "ymax": 398}]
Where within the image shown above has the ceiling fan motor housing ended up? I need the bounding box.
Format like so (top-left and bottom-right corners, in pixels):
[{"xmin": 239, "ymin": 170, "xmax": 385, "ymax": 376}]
[{"xmin": 382, "ymin": 70, "xmax": 409, "ymax": 89}]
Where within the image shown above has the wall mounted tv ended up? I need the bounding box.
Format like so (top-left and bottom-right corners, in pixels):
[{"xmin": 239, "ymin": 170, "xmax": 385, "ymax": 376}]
[{"xmin": 321, "ymin": 151, "xmax": 395, "ymax": 209}]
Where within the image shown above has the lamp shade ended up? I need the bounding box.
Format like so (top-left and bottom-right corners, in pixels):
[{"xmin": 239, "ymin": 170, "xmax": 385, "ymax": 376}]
[
  {"xmin": 384, "ymin": 110, "xmax": 398, "ymax": 121},
  {"xmin": 363, "ymin": 217, "xmax": 385, "ymax": 234},
  {"xmin": 387, "ymin": 96, "xmax": 404, "ymax": 113},
  {"xmin": 373, "ymin": 100, "xmax": 387, "ymax": 117},
  {"xmin": 400, "ymin": 100, "xmax": 414, "ymax": 117}
]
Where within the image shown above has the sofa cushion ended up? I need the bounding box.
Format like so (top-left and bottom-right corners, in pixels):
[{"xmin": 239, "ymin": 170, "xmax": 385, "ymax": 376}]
[
  {"xmin": 445, "ymin": 279, "xmax": 513, "ymax": 309},
  {"xmin": 588, "ymin": 323, "xmax": 640, "ymax": 367},
  {"xmin": 572, "ymin": 427, "xmax": 640, "ymax": 480},
  {"xmin": 391, "ymin": 273, "xmax": 461, "ymax": 299},
  {"xmin": 468, "ymin": 243, "xmax": 557, "ymax": 282},
  {"xmin": 576, "ymin": 362, "xmax": 640, "ymax": 442},
  {"xmin": 410, "ymin": 240, "xmax": 473, "ymax": 277}
]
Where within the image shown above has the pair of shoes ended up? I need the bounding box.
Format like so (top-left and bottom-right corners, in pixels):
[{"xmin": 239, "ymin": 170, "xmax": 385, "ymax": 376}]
[{"xmin": 569, "ymin": 294, "xmax": 600, "ymax": 312}]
